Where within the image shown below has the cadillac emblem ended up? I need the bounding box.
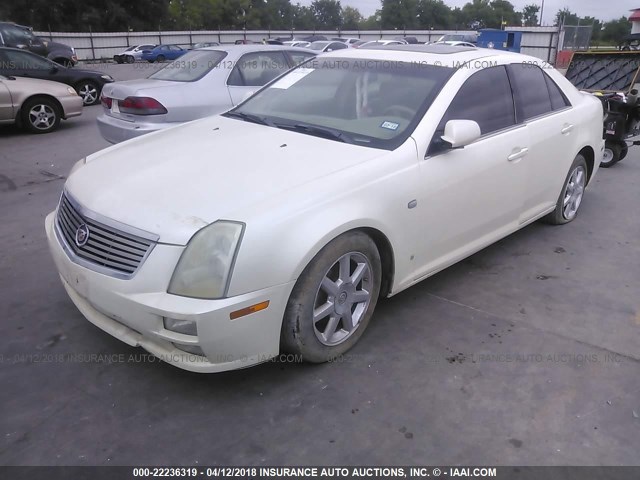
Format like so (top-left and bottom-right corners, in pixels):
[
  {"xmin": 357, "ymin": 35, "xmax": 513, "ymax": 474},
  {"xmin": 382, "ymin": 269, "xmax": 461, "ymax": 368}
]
[{"xmin": 75, "ymin": 223, "xmax": 90, "ymax": 247}]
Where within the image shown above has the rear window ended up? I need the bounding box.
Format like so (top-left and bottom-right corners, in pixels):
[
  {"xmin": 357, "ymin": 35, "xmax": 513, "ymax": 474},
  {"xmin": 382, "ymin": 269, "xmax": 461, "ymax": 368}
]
[{"xmin": 148, "ymin": 50, "xmax": 227, "ymax": 82}]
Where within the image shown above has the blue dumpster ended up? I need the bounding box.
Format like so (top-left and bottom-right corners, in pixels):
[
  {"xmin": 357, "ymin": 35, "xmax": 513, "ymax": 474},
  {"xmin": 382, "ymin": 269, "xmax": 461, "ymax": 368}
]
[{"xmin": 477, "ymin": 29, "xmax": 522, "ymax": 52}]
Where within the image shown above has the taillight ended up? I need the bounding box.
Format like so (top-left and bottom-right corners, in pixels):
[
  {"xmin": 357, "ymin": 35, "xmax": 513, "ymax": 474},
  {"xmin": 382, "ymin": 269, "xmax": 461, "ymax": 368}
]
[
  {"xmin": 100, "ymin": 94, "xmax": 112, "ymax": 108},
  {"xmin": 119, "ymin": 96, "xmax": 167, "ymax": 115}
]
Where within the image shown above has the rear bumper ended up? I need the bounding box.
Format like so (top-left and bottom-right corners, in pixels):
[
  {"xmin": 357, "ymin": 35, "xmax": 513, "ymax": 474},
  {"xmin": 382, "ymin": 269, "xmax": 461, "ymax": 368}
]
[{"xmin": 96, "ymin": 112, "xmax": 177, "ymax": 144}]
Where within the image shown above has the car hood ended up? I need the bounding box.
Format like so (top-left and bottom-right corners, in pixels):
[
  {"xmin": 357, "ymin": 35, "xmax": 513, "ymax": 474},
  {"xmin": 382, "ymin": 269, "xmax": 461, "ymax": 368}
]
[
  {"xmin": 101, "ymin": 79, "xmax": 181, "ymax": 100},
  {"xmin": 66, "ymin": 116, "xmax": 386, "ymax": 245},
  {"xmin": 3, "ymin": 75, "xmax": 74, "ymax": 95}
]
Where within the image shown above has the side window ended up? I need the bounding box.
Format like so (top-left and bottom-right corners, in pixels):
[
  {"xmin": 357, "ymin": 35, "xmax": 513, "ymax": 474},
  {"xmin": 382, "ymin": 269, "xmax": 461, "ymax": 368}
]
[
  {"xmin": 436, "ymin": 65, "xmax": 515, "ymax": 137},
  {"xmin": 331, "ymin": 42, "xmax": 347, "ymax": 50},
  {"xmin": 3, "ymin": 50, "xmax": 51, "ymax": 69},
  {"xmin": 227, "ymin": 51, "xmax": 289, "ymax": 87},
  {"xmin": 544, "ymin": 72, "xmax": 571, "ymax": 110},
  {"xmin": 507, "ymin": 64, "xmax": 553, "ymax": 121},
  {"xmin": 288, "ymin": 51, "xmax": 314, "ymax": 66}
]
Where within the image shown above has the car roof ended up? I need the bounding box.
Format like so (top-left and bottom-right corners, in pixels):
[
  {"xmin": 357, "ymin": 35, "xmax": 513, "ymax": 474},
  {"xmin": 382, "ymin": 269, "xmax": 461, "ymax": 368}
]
[
  {"xmin": 199, "ymin": 44, "xmax": 316, "ymax": 53},
  {"xmin": 319, "ymin": 44, "xmax": 525, "ymax": 67}
]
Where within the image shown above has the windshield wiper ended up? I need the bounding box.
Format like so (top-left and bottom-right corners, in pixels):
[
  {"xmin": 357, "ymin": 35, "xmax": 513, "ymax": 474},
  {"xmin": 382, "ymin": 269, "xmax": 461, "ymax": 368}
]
[
  {"xmin": 224, "ymin": 111, "xmax": 274, "ymax": 127},
  {"xmin": 275, "ymin": 123, "xmax": 353, "ymax": 144}
]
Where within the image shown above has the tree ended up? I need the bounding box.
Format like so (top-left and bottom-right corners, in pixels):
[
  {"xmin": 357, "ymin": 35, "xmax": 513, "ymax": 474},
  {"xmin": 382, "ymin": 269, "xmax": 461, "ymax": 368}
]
[
  {"xmin": 416, "ymin": 0, "xmax": 452, "ymax": 30},
  {"xmin": 602, "ymin": 16, "xmax": 632, "ymax": 45},
  {"xmin": 311, "ymin": 0, "xmax": 342, "ymax": 29},
  {"xmin": 380, "ymin": 0, "xmax": 418, "ymax": 29},
  {"xmin": 522, "ymin": 4, "xmax": 539, "ymax": 27},
  {"xmin": 555, "ymin": 8, "xmax": 579, "ymax": 26},
  {"xmin": 341, "ymin": 6, "xmax": 363, "ymax": 30}
]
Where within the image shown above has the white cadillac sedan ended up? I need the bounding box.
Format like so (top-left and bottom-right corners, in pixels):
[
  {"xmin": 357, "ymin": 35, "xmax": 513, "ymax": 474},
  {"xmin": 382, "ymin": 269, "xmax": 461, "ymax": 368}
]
[{"xmin": 46, "ymin": 45, "xmax": 604, "ymax": 373}]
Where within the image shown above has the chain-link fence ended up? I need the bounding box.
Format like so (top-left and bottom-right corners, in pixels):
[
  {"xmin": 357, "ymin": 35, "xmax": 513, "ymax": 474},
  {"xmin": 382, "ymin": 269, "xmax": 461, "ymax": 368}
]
[{"xmin": 559, "ymin": 25, "xmax": 593, "ymax": 51}]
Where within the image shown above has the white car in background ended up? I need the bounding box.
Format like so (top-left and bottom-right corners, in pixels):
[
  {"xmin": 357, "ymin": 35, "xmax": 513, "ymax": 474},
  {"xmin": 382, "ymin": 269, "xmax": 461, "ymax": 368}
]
[
  {"xmin": 332, "ymin": 37, "xmax": 361, "ymax": 46},
  {"xmin": 358, "ymin": 39, "xmax": 407, "ymax": 48},
  {"xmin": 436, "ymin": 40, "xmax": 477, "ymax": 48},
  {"xmin": 47, "ymin": 45, "xmax": 603, "ymax": 373},
  {"xmin": 97, "ymin": 45, "xmax": 316, "ymax": 143},
  {"xmin": 113, "ymin": 44, "xmax": 156, "ymax": 64},
  {"xmin": 308, "ymin": 41, "xmax": 349, "ymax": 53}
]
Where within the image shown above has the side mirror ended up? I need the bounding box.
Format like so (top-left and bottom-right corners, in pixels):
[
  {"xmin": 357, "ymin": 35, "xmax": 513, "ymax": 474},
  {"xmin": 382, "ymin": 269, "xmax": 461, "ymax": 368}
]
[{"xmin": 441, "ymin": 120, "xmax": 481, "ymax": 149}]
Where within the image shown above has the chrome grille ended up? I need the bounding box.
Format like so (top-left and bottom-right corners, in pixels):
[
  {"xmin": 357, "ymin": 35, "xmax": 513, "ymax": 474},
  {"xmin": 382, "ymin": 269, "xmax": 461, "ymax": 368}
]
[{"xmin": 56, "ymin": 192, "xmax": 157, "ymax": 278}]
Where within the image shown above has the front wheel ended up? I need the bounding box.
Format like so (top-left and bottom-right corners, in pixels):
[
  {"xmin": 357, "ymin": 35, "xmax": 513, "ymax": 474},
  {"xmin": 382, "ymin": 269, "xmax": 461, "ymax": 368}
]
[
  {"xmin": 280, "ymin": 232, "xmax": 382, "ymax": 363},
  {"xmin": 156, "ymin": 54, "xmax": 165, "ymax": 62},
  {"xmin": 126, "ymin": 55, "xmax": 135, "ymax": 63},
  {"xmin": 543, "ymin": 154, "xmax": 588, "ymax": 225},
  {"xmin": 21, "ymin": 97, "xmax": 61, "ymax": 134}
]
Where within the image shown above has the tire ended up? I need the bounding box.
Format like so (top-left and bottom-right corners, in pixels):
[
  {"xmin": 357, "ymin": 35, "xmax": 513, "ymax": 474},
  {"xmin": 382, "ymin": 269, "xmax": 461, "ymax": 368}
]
[
  {"xmin": 75, "ymin": 80, "xmax": 100, "ymax": 106},
  {"xmin": 126, "ymin": 55, "xmax": 135, "ymax": 64},
  {"xmin": 156, "ymin": 54, "xmax": 165, "ymax": 62},
  {"xmin": 147, "ymin": 59, "xmax": 154, "ymax": 63},
  {"xmin": 280, "ymin": 231, "xmax": 382, "ymax": 363},
  {"xmin": 619, "ymin": 144, "xmax": 629, "ymax": 161},
  {"xmin": 21, "ymin": 97, "xmax": 61, "ymax": 134},
  {"xmin": 114, "ymin": 55, "xmax": 123, "ymax": 64},
  {"xmin": 600, "ymin": 143, "xmax": 621, "ymax": 168},
  {"xmin": 543, "ymin": 154, "xmax": 588, "ymax": 225}
]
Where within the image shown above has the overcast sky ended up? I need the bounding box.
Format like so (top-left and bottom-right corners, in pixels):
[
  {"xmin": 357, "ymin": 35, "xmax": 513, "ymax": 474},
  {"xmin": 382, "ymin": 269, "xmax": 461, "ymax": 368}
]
[{"xmin": 313, "ymin": 0, "xmax": 639, "ymax": 24}]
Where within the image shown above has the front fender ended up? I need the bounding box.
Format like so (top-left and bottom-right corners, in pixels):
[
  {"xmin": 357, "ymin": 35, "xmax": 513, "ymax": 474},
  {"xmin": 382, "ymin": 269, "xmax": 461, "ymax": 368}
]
[{"xmin": 226, "ymin": 140, "xmax": 422, "ymax": 298}]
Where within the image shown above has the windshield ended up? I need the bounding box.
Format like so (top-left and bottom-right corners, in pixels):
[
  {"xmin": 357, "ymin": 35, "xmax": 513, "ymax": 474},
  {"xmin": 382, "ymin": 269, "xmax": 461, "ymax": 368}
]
[
  {"xmin": 148, "ymin": 50, "xmax": 227, "ymax": 82},
  {"xmin": 229, "ymin": 57, "xmax": 453, "ymax": 150}
]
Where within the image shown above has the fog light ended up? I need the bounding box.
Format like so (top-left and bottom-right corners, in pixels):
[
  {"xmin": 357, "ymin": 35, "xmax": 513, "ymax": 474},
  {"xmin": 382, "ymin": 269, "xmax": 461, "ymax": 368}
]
[
  {"xmin": 163, "ymin": 318, "xmax": 197, "ymax": 336},
  {"xmin": 172, "ymin": 344, "xmax": 206, "ymax": 356}
]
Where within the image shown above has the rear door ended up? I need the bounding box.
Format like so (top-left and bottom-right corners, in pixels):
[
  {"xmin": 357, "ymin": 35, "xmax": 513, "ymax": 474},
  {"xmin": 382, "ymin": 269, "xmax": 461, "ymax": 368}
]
[
  {"xmin": 506, "ymin": 63, "xmax": 576, "ymax": 222},
  {"xmin": 226, "ymin": 51, "xmax": 290, "ymax": 105}
]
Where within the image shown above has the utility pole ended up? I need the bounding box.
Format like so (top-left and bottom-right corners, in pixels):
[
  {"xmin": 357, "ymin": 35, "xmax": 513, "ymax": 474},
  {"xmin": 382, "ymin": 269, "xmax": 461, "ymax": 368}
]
[{"xmin": 540, "ymin": 0, "xmax": 545, "ymax": 26}]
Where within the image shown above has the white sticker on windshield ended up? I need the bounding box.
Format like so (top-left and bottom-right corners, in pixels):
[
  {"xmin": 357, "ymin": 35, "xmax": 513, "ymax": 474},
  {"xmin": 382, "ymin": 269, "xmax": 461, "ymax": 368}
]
[
  {"xmin": 271, "ymin": 67, "xmax": 315, "ymax": 89},
  {"xmin": 380, "ymin": 121, "xmax": 399, "ymax": 131}
]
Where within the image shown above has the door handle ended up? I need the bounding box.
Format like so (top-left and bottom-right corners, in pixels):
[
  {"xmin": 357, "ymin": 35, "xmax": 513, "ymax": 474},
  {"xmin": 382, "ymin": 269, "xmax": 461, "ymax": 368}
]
[
  {"xmin": 561, "ymin": 124, "xmax": 574, "ymax": 135},
  {"xmin": 508, "ymin": 147, "xmax": 529, "ymax": 162}
]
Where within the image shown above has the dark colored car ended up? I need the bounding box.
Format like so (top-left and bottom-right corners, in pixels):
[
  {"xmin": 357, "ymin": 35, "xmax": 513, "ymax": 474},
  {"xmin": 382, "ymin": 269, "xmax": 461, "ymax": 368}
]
[
  {"xmin": 141, "ymin": 45, "xmax": 187, "ymax": 63},
  {"xmin": 0, "ymin": 47, "xmax": 113, "ymax": 105},
  {"xmin": 0, "ymin": 22, "xmax": 77, "ymax": 66},
  {"xmin": 396, "ymin": 36, "xmax": 420, "ymax": 44}
]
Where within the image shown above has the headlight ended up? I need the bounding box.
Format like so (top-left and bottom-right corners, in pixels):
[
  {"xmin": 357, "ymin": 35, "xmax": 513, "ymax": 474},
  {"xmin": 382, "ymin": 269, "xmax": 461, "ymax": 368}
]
[
  {"xmin": 67, "ymin": 86, "xmax": 77, "ymax": 95},
  {"xmin": 69, "ymin": 157, "xmax": 86, "ymax": 175},
  {"xmin": 168, "ymin": 221, "xmax": 244, "ymax": 299},
  {"xmin": 100, "ymin": 75, "xmax": 113, "ymax": 81}
]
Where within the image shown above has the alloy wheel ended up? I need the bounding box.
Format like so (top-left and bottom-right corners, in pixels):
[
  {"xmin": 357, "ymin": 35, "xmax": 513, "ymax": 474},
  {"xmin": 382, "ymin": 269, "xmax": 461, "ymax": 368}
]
[
  {"xmin": 28, "ymin": 104, "xmax": 56, "ymax": 130},
  {"xmin": 562, "ymin": 165, "xmax": 586, "ymax": 221},
  {"xmin": 312, "ymin": 252, "xmax": 373, "ymax": 346}
]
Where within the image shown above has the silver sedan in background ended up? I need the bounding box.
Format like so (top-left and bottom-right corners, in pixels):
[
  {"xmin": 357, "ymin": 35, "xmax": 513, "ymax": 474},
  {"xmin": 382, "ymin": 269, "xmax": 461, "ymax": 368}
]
[{"xmin": 97, "ymin": 45, "xmax": 316, "ymax": 144}]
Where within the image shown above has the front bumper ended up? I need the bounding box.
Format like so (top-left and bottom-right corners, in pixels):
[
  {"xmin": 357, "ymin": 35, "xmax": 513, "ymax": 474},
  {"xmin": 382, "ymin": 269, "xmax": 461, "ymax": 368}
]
[
  {"xmin": 45, "ymin": 211, "xmax": 295, "ymax": 373},
  {"xmin": 96, "ymin": 113, "xmax": 176, "ymax": 144},
  {"xmin": 60, "ymin": 95, "xmax": 83, "ymax": 119}
]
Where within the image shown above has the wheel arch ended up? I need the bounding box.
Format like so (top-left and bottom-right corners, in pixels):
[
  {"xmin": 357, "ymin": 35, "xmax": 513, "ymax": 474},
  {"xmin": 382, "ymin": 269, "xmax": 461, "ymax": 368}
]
[
  {"xmin": 292, "ymin": 223, "xmax": 397, "ymax": 299},
  {"xmin": 16, "ymin": 94, "xmax": 64, "ymax": 123},
  {"xmin": 577, "ymin": 145, "xmax": 596, "ymax": 184}
]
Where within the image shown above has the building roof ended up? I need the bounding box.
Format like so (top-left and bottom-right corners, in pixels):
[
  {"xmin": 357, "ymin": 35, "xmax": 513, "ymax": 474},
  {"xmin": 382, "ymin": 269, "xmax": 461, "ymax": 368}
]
[{"xmin": 630, "ymin": 9, "xmax": 640, "ymax": 21}]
